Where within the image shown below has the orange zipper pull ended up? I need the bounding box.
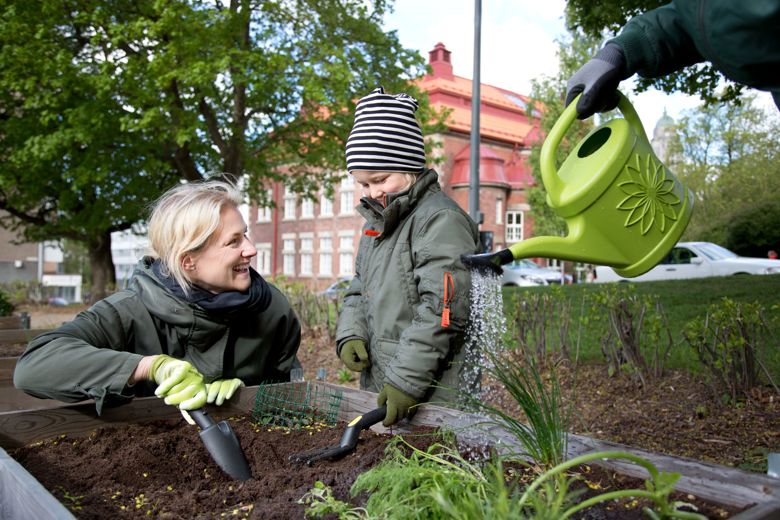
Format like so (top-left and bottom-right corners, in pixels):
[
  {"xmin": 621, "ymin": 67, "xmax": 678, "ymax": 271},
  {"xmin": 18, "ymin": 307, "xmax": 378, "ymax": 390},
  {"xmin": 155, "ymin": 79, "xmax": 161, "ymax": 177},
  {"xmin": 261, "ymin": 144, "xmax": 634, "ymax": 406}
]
[
  {"xmin": 364, "ymin": 229, "xmax": 380, "ymax": 237},
  {"xmin": 441, "ymin": 271, "xmax": 454, "ymax": 327}
]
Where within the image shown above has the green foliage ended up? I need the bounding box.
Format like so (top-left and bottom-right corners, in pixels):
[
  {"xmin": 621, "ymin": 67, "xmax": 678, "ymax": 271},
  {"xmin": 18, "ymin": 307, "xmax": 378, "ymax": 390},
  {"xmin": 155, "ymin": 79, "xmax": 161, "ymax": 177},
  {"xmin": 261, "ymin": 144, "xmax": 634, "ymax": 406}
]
[
  {"xmin": 676, "ymin": 96, "xmax": 780, "ymax": 245},
  {"xmin": 588, "ymin": 284, "xmax": 673, "ymax": 385},
  {"xmin": 0, "ymin": 289, "xmax": 13, "ymax": 316},
  {"xmin": 336, "ymin": 368, "xmax": 354, "ymax": 384},
  {"xmin": 724, "ymin": 200, "xmax": 780, "ymax": 258},
  {"xmin": 683, "ymin": 298, "xmax": 779, "ymax": 402},
  {"xmin": 270, "ymin": 276, "xmax": 340, "ymax": 340},
  {"xmin": 299, "ymin": 480, "xmax": 367, "ymax": 519},
  {"xmin": 503, "ymin": 286, "xmax": 581, "ymax": 363},
  {"xmin": 1, "ymin": 0, "xmax": 439, "ymax": 298},
  {"xmin": 563, "ymin": 0, "xmax": 745, "ymax": 105}
]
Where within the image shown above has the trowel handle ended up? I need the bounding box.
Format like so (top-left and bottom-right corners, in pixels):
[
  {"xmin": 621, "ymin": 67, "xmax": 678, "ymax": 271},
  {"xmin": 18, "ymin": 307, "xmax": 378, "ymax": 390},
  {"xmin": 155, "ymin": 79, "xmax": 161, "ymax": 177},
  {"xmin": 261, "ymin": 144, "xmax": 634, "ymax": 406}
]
[
  {"xmin": 338, "ymin": 406, "xmax": 387, "ymax": 449},
  {"xmin": 188, "ymin": 408, "xmax": 216, "ymax": 430}
]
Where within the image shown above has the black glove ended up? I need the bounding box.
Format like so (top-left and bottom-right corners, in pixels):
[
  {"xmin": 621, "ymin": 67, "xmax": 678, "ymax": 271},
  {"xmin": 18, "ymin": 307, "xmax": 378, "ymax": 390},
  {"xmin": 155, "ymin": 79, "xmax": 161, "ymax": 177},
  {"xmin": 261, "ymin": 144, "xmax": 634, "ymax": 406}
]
[{"xmin": 565, "ymin": 43, "xmax": 628, "ymax": 120}]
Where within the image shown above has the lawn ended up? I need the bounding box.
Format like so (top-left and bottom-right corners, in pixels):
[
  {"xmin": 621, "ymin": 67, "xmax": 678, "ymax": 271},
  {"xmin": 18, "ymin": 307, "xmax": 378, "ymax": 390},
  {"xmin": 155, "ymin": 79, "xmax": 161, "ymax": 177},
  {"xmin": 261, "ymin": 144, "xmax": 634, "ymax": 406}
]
[{"xmin": 501, "ymin": 274, "xmax": 780, "ymax": 374}]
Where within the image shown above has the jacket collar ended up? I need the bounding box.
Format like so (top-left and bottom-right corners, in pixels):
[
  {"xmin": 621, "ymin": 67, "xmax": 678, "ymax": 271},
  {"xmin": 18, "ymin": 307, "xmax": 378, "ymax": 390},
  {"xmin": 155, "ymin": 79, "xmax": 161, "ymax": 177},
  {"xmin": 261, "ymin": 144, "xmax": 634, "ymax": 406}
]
[{"xmin": 357, "ymin": 168, "xmax": 440, "ymax": 236}]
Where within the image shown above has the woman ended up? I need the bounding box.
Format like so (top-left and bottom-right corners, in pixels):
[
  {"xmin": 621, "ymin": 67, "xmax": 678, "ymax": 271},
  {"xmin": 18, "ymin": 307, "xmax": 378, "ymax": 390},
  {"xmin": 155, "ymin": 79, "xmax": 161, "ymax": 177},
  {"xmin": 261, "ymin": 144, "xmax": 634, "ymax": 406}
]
[{"xmin": 14, "ymin": 180, "xmax": 301, "ymax": 414}]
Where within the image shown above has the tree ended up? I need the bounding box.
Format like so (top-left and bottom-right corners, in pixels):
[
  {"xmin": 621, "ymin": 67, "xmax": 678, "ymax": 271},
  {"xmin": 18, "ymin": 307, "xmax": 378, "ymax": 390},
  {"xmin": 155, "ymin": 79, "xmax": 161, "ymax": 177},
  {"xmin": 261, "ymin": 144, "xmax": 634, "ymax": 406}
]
[
  {"xmin": 525, "ymin": 28, "xmax": 600, "ymax": 237},
  {"xmin": 0, "ymin": 0, "xmax": 438, "ymax": 300},
  {"xmin": 675, "ymin": 95, "xmax": 780, "ymax": 244},
  {"xmin": 564, "ymin": 0, "xmax": 746, "ymax": 105}
]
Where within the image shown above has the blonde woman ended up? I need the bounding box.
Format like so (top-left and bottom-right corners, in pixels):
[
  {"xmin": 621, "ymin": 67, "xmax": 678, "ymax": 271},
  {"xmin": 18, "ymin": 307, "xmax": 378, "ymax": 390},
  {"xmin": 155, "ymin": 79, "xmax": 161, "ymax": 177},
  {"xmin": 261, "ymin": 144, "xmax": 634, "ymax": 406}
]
[{"xmin": 15, "ymin": 180, "xmax": 301, "ymax": 414}]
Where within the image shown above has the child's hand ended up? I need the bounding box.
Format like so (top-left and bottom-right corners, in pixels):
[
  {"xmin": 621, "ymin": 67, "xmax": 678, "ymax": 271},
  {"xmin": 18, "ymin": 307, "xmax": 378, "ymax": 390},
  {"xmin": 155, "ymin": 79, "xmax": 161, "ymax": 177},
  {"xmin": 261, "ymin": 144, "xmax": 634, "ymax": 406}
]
[
  {"xmin": 378, "ymin": 384, "xmax": 418, "ymax": 426},
  {"xmin": 339, "ymin": 339, "xmax": 370, "ymax": 371}
]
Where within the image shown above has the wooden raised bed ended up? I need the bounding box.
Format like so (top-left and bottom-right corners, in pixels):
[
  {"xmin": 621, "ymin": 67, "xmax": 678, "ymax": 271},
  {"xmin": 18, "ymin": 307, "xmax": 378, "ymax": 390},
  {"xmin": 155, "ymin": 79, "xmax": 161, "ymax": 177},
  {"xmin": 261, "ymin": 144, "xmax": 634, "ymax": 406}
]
[{"xmin": 1, "ymin": 381, "xmax": 779, "ymax": 519}]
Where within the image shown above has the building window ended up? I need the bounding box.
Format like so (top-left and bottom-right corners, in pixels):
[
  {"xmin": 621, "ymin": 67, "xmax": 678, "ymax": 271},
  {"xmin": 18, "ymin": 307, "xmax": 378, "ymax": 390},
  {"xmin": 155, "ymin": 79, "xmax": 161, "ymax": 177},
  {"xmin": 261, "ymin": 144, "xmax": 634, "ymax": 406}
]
[
  {"xmin": 299, "ymin": 237, "xmax": 313, "ymax": 276},
  {"xmin": 283, "ymin": 188, "xmax": 296, "ymax": 220},
  {"xmin": 283, "ymin": 238, "xmax": 296, "ymax": 275},
  {"xmin": 320, "ymin": 193, "xmax": 333, "ymax": 216},
  {"xmin": 319, "ymin": 236, "xmax": 332, "ymax": 276},
  {"xmin": 255, "ymin": 243, "xmax": 272, "ymax": 275},
  {"xmin": 256, "ymin": 189, "xmax": 273, "ymax": 223},
  {"xmin": 506, "ymin": 211, "xmax": 524, "ymax": 243},
  {"xmin": 339, "ymin": 175, "xmax": 354, "ymax": 215},
  {"xmin": 301, "ymin": 198, "xmax": 314, "ymax": 219},
  {"xmin": 496, "ymin": 199, "xmax": 503, "ymax": 225},
  {"xmin": 338, "ymin": 234, "xmax": 354, "ymax": 276}
]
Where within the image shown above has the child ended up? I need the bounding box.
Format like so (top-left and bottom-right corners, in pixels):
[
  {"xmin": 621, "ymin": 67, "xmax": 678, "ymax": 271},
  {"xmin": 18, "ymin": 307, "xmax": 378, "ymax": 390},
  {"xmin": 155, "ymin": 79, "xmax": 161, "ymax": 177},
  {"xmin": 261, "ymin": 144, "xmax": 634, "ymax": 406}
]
[{"xmin": 336, "ymin": 87, "xmax": 480, "ymax": 426}]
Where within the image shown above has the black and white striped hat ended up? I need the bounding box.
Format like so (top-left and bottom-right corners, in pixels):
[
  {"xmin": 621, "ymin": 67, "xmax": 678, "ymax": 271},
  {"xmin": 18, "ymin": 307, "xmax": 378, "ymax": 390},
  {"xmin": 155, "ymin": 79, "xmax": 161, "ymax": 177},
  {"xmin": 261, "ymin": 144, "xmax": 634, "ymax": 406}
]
[{"xmin": 346, "ymin": 87, "xmax": 426, "ymax": 174}]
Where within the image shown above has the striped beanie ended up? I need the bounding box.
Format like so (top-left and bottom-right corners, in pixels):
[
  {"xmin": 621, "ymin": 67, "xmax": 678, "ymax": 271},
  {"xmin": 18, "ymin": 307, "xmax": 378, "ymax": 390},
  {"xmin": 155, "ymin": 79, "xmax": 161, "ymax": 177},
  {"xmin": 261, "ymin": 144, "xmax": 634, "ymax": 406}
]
[{"xmin": 346, "ymin": 87, "xmax": 426, "ymax": 174}]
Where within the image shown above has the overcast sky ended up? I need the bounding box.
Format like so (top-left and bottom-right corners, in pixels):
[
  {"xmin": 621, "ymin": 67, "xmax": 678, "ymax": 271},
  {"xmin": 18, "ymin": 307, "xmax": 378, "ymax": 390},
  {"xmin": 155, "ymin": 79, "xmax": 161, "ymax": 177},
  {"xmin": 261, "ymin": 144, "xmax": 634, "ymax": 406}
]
[{"xmin": 383, "ymin": 0, "xmax": 777, "ymax": 130}]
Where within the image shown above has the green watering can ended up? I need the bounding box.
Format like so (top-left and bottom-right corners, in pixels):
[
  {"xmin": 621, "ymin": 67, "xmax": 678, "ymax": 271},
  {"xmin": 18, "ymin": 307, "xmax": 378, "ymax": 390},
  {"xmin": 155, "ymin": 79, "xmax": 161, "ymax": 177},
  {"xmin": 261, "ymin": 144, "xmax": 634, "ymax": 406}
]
[{"xmin": 462, "ymin": 92, "xmax": 693, "ymax": 277}]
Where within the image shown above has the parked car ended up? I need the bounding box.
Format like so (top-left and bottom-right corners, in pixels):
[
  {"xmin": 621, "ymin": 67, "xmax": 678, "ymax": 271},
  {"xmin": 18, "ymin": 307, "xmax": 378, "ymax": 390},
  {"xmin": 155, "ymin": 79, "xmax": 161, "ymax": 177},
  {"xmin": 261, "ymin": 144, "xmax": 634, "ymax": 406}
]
[
  {"xmin": 593, "ymin": 242, "xmax": 780, "ymax": 283},
  {"xmin": 317, "ymin": 277, "xmax": 352, "ymax": 299},
  {"xmin": 501, "ymin": 259, "xmax": 571, "ymax": 286}
]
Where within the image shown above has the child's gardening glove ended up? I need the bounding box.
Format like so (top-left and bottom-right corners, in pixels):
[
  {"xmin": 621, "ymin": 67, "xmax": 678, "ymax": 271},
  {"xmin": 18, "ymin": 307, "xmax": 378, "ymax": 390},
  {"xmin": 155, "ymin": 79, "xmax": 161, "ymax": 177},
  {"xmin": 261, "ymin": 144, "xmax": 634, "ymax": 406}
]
[
  {"xmin": 339, "ymin": 339, "xmax": 370, "ymax": 372},
  {"xmin": 378, "ymin": 384, "xmax": 418, "ymax": 427},
  {"xmin": 206, "ymin": 378, "xmax": 245, "ymax": 406},
  {"xmin": 150, "ymin": 355, "xmax": 207, "ymax": 410}
]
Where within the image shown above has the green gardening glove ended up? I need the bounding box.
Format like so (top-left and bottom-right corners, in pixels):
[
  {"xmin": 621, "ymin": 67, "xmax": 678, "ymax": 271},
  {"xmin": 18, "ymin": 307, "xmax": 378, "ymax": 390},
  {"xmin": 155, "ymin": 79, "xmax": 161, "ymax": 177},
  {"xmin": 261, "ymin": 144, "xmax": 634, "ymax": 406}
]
[
  {"xmin": 206, "ymin": 378, "xmax": 245, "ymax": 406},
  {"xmin": 378, "ymin": 384, "xmax": 418, "ymax": 427},
  {"xmin": 339, "ymin": 339, "xmax": 370, "ymax": 372},
  {"xmin": 150, "ymin": 355, "xmax": 207, "ymax": 410}
]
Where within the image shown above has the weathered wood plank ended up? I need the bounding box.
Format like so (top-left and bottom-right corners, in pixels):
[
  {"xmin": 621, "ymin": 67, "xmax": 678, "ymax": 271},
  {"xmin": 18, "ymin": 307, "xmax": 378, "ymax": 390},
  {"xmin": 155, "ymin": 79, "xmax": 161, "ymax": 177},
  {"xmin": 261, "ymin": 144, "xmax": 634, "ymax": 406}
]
[
  {"xmin": 0, "ymin": 447, "xmax": 75, "ymax": 519},
  {"xmin": 0, "ymin": 328, "xmax": 52, "ymax": 345},
  {"xmin": 0, "ymin": 316, "xmax": 24, "ymax": 330},
  {"xmin": 0, "ymin": 356, "xmax": 16, "ymax": 381}
]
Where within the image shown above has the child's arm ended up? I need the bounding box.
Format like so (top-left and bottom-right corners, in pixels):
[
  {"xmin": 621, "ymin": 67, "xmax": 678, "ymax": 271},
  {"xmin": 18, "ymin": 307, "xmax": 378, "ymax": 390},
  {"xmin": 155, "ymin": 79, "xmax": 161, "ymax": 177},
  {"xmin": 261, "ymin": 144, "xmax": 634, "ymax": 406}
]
[{"xmin": 335, "ymin": 255, "xmax": 369, "ymax": 354}]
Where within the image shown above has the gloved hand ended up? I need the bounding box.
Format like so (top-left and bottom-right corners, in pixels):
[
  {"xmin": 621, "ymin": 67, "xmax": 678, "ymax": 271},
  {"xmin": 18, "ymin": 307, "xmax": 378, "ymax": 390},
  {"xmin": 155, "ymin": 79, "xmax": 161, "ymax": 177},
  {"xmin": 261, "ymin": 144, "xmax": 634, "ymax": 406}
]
[
  {"xmin": 378, "ymin": 384, "xmax": 418, "ymax": 427},
  {"xmin": 339, "ymin": 339, "xmax": 370, "ymax": 372},
  {"xmin": 206, "ymin": 378, "xmax": 245, "ymax": 406},
  {"xmin": 150, "ymin": 355, "xmax": 207, "ymax": 410},
  {"xmin": 565, "ymin": 43, "xmax": 628, "ymax": 120}
]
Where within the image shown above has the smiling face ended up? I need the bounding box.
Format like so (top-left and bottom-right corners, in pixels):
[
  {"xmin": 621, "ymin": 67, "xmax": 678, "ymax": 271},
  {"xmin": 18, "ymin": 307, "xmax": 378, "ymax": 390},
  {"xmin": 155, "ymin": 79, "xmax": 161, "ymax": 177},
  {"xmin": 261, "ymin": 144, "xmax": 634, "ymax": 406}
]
[
  {"xmin": 352, "ymin": 170, "xmax": 416, "ymax": 206},
  {"xmin": 181, "ymin": 205, "xmax": 256, "ymax": 294}
]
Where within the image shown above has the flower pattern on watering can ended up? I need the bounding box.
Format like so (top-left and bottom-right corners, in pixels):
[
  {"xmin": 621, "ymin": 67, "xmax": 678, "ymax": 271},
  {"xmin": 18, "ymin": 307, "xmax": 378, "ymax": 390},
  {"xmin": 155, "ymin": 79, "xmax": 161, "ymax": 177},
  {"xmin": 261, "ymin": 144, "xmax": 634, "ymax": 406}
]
[{"xmin": 617, "ymin": 153, "xmax": 681, "ymax": 235}]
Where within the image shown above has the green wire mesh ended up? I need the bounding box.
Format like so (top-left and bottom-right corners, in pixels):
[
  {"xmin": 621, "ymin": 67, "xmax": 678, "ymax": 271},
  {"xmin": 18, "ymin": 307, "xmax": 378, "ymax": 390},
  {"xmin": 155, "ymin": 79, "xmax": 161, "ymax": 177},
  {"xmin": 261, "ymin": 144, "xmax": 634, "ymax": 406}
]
[{"xmin": 251, "ymin": 381, "xmax": 343, "ymax": 428}]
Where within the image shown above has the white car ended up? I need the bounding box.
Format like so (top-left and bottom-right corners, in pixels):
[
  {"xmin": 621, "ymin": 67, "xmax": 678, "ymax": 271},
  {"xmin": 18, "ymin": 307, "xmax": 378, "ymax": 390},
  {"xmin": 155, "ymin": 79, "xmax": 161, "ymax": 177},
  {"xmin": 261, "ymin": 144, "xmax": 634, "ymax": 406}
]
[{"xmin": 593, "ymin": 242, "xmax": 780, "ymax": 283}]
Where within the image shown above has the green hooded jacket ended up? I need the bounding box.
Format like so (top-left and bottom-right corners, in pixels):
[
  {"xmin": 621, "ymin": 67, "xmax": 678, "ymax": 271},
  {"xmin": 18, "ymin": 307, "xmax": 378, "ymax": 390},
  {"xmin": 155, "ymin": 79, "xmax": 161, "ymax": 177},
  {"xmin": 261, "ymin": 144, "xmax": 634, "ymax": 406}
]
[
  {"xmin": 610, "ymin": 0, "xmax": 780, "ymax": 107},
  {"xmin": 336, "ymin": 169, "xmax": 480, "ymax": 403},
  {"xmin": 14, "ymin": 258, "xmax": 301, "ymax": 414}
]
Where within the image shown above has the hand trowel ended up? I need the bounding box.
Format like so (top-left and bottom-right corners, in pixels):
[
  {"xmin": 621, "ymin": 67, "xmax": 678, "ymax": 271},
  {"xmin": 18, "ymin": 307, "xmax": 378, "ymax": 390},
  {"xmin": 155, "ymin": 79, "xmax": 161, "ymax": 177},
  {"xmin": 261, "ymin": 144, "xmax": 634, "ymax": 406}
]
[{"xmin": 188, "ymin": 408, "xmax": 252, "ymax": 481}]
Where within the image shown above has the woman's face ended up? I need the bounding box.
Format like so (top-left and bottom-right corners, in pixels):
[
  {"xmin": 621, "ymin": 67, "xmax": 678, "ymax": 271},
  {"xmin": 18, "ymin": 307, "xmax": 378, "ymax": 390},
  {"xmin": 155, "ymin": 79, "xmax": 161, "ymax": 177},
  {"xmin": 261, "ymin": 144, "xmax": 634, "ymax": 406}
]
[
  {"xmin": 352, "ymin": 170, "xmax": 415, "ymax": 206},
  {"xmin": 182, "ymin": 205, "xmax": 257, "ymax": 294}
]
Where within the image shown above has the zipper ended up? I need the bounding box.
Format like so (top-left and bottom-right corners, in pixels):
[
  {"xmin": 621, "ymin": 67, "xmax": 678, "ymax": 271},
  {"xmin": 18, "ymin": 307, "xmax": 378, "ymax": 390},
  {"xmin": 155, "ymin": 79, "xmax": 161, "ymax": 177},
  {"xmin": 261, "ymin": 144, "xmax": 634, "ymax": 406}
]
[{"xmin": 441, "ymin": 271, "xmax": 455, "ymax": 327}]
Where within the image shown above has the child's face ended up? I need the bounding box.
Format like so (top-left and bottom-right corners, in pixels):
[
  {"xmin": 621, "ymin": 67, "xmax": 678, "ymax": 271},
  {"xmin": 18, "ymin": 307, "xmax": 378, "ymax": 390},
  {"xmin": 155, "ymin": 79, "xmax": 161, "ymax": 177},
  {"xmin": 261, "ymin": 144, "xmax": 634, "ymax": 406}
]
[{"xmin": 352, "ymin": 170, "xmax": 415, "ymax": 206}]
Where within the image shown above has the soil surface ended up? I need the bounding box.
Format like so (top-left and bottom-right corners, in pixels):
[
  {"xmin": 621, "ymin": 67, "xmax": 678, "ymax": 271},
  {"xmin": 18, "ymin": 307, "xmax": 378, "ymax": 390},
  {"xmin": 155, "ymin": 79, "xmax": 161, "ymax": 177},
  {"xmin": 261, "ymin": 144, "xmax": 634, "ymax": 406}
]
[
  {"xmin": 11, "ymin": 415, "xmax": 739, "ymax": 519},
  {"xmin": 9, "ymin": 303, "xmax": 780, "ymax": 472}
]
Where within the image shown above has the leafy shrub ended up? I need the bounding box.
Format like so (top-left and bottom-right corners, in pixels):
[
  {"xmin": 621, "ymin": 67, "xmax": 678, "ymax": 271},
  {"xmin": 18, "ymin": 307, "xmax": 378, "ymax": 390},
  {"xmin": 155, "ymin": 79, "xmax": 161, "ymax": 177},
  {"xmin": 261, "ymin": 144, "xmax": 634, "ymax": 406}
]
[
  {"xmin": 683, "ymin": 298, "xmax": 779, "ymax": 402},
  {"xmin": 724, "ymin": 200, "xmax": 780, "ymax": 258},
  {"xmin": 0, "ymin": 288, "xmax": 13, "ymax": 316},
  {"xmin": 269, "ymin": 276, "xmax": 341, "ymax": 341},
  {"xmin": 588, "ymin": 284, "xmax": 673, "ymax": 386}
]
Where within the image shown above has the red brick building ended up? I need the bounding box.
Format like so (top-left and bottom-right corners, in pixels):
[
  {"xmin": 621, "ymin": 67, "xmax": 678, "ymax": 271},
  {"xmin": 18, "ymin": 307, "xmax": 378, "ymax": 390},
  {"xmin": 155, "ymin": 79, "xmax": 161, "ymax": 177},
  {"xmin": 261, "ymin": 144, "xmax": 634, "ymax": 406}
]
[{"xmin": 249, "ymin": 43, "xmax": 542, "ymax": 289}]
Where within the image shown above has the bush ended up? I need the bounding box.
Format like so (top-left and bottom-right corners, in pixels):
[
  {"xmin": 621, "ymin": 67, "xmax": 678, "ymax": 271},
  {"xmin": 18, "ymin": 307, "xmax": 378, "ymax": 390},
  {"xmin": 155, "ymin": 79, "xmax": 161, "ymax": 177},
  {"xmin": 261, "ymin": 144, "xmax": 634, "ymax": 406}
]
[
  {"xmin": 724, "ymin": 200, "xmax": 780, "ymax": 257},
  {"xmin": 683, "ymin": 298, "xmax": 779, "ymax": 402},
  {"xmin": 0, "ymin": 289, "xmax": 13, "ymax": 316}
]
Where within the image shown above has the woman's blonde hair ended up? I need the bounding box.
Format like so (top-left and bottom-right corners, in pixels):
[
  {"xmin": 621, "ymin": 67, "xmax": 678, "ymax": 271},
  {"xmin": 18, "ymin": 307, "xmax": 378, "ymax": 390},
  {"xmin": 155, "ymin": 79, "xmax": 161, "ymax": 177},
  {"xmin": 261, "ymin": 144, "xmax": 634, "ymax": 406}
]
[{"xmin": 148, "ymin": 180, "xmax": 244, "ymax": 291}]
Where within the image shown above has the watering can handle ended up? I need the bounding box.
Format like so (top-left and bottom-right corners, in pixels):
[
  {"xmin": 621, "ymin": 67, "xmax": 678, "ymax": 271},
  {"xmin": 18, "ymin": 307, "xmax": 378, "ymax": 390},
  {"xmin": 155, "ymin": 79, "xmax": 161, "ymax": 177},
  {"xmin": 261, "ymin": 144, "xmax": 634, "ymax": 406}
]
[{"xmin": 540, "ymin": 92, "xmax": 649, "ymax": 200}]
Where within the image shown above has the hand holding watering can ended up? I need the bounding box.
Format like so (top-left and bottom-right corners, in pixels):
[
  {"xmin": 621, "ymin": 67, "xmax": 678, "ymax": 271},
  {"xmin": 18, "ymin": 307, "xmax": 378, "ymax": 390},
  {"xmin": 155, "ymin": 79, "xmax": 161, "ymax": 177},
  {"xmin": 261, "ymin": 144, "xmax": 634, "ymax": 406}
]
[{"xmin": 462, "ymin": 92, "xmax": 693, "ymax": 277}]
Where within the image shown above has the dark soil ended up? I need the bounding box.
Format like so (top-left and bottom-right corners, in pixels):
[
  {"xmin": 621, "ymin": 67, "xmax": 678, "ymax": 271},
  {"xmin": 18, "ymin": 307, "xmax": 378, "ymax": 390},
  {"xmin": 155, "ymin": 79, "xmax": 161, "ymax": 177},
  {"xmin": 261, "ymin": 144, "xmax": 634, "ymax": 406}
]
[{"xmin": 10, "ymin": 414, "xmax": 741, "ymax": 519}]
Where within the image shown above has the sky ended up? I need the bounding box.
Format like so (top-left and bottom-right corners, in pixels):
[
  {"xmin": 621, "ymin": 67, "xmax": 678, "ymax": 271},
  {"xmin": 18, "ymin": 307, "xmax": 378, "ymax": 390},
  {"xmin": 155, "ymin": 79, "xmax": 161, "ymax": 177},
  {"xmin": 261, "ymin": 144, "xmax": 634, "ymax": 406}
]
[{"xmin": 383, "ymin": 0, "xmax": 777, "ymax": 130}]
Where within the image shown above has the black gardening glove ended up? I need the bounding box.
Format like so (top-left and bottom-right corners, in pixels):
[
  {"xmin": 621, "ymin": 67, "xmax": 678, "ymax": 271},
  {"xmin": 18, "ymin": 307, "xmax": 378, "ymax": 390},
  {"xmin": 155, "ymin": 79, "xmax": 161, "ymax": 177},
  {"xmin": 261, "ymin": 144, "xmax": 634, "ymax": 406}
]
[{"xmin": 565, "ymin": 43, "xmax": 628, "ymax": 120}]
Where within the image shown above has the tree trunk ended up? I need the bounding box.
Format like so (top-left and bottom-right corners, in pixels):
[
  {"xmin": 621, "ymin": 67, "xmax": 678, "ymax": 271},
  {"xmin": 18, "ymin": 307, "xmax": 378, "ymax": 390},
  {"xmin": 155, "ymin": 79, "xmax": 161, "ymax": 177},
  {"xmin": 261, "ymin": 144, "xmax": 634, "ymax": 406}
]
[{"xmin": 87, "ymin": 230, "xmax": 116, "ymax": 303}]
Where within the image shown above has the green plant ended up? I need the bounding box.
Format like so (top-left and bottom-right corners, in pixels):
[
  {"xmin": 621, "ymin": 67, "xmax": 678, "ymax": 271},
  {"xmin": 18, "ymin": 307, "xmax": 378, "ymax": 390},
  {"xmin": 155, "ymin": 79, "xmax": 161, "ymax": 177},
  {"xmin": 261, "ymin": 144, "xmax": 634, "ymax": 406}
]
[
  {"xmin": 336, "ymin": 368, "xmax": 354, "ymax": 384},
  {"xmin": 683, "ymin": 297, "xmax": 779, "ymax": 402},
  {"xmin": 517, "ymin": 451, "xmax": 707, "ymax": 520},
  {"xmin": 298, "ymin": 480, "xmax": 367, "ymax": 519},
  {"xmin": 462, "ymin": 350, "xmax": 569, "ymax": 469},
  {"xmin": 0, "ymin": 288, "xmax": 13, "ymax": 316}
]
